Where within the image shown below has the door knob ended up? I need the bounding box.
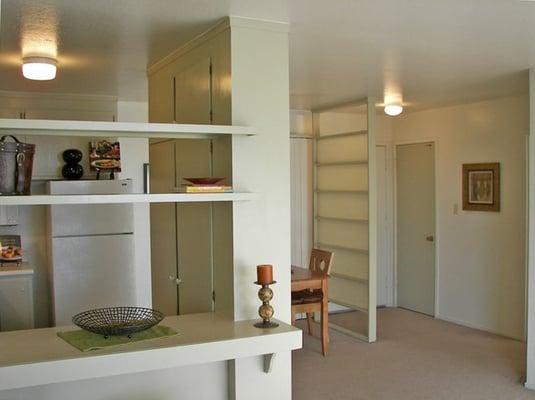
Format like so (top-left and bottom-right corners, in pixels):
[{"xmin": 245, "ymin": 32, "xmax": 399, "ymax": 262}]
[{"xmin": 426, "ymin": 235, "xmax": 435, "ymax": 242}]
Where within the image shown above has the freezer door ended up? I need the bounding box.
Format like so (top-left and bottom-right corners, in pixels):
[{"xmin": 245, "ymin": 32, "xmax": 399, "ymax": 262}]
[
  {"xmin": 50, "ymin": 234, "xmax": 137, "ymax": 326},
  {"xmin": 48, "ymin": 180, "xmax": 134, "ymax": 236},
  {"xmin": 49, "ymin": 203, "xmax": 134, "ymax": 236}
]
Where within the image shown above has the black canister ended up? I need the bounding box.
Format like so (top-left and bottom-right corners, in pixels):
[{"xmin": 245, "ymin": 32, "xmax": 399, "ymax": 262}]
[{"xmin": 61, "ymin": 149, "xmax": 84, "ymax": 180}]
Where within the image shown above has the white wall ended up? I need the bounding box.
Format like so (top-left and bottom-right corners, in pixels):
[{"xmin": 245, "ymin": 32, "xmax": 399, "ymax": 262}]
[
  {"xmin": 390, "ymin": 95, "xmax": 528, "ymax": 339},
  {"xmin": 290, "ymin": 109, "xmax": 313, "ymax": 137},
  {"xmin": 117, "ymin": 101, "xmax": 148, "ymax": 123},
  {"xmin": 116, "ymin": 100, "xmax": 151, "ymax": 308},
  {"xmin": 0, "ymin": 361, "xmax": 228, "ymax": 400},
  {"xmin": 290, "ymin": 108, "xmax": 313, "ymax": 267},
  {"xmin": 229, "ymin": 17, "xmax": 292, "ymax": 399}
]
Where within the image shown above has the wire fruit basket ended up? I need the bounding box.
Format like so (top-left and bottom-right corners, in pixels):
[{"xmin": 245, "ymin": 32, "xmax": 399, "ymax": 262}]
[{"xmin": 72, "ymin": 307, "xmax": 164, "ymax": 338}]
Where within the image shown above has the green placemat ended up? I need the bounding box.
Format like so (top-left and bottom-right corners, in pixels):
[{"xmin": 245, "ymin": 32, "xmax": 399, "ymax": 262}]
[{"xmin": 57, "ymin": 325, "xmax": 179, "ymax": 352}]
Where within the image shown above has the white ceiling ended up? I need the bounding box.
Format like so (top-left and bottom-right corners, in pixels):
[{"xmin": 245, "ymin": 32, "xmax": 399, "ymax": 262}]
[{"xmin": 1, "ymin": 0, "xmax": 535, "ymax": 111}]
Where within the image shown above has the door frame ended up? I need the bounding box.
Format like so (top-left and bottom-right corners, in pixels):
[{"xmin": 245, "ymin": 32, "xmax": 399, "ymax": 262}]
[
  {"xmin": 393, "ymin": 138, "xmax": 440, "ymax": 317},
  {"xmin": 376, "ymin": 142, "xmax": 395, "ymax": 307}
]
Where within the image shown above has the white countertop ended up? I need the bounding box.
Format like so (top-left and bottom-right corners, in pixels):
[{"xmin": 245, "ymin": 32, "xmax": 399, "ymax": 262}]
[
  {"xmin": 0, "ymin": 263, "xmax": 33, "ymax": 277},
  {"xmin": 0, "ymin": 312, "xmax": 302, "ymax": 391}
]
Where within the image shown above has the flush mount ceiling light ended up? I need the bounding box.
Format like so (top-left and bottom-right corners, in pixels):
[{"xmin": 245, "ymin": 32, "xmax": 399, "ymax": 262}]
[
  {"xmin": 22, "ymin": 57, "xmax": 57, "ymax": 80},
  {"xmin": 384, "ymin": 103, "xmax": 403, "ymax": 116}
]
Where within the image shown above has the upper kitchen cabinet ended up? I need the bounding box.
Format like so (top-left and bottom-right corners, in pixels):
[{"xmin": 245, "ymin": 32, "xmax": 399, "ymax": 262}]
[
  {"xmin": 148, "ymin": 25, "xmax": 231, "ymax": 125},
  {"xmin": 175, "ymin": 57, "xmax": 212, "ymax": 124}
]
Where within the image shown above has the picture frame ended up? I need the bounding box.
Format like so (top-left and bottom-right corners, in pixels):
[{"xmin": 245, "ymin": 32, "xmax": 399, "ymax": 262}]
[
  {"xmin": 462, "ymin": 163, "xmax": 500, "ymax": 212},
  {"xmin": 89, "ymin": 140, "xmax": 121, "ymax": 172}
]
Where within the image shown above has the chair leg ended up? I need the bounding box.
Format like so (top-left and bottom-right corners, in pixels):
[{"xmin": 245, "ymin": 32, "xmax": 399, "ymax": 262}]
[
  {"xmin": 306, "ymin": 313, "xmax": 313, "ymax": 336},
  {"xmin": 321, "ymin": 301, "xmax": 329, "ymax": 356}
]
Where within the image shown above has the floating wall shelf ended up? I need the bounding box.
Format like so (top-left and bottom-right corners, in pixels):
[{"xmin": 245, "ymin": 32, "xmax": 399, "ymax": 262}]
[
  {"xmin": 316, "ymin": 130, "xmax": 367, "ymax": 140},
  {"xmin": 0, "ymin": 118, "xmax": 255, "ymax": 139},
  {"xmin": 0, "ymin": 313, "xmax": 301, "ymax": 391},
  {"xmin": 316, "ymin": 242, "xmax": 369, "ymax": 254},
  {"xmin": 0, "ymin": 192, "xmax": 256, "ymax": 206}
]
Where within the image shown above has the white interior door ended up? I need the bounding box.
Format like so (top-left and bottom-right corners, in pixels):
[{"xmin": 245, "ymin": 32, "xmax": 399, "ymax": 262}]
[
  {"xmin": 376, "ymin": 145, "xmax": 388, "ymax": 307},
  {"xmin": 396, "ymin": 142, "xmax": 436, "ymax": 316}
]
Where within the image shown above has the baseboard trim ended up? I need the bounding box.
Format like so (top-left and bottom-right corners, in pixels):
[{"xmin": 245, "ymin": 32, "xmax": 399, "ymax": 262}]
[{"xmin": 435, "ymin": 313, "xmax": 525, "ymax": 342}]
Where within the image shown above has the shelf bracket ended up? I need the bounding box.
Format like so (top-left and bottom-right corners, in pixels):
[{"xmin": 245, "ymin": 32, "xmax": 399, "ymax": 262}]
[{"xmin": 263, "ymin": 353, "xmax": 276, "ymax": 373}]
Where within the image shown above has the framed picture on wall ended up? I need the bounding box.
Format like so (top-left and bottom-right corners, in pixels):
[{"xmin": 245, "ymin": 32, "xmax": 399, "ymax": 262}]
[{"xmin": 462, "ymin": 163, "xmax": 500, "ymax": 212}]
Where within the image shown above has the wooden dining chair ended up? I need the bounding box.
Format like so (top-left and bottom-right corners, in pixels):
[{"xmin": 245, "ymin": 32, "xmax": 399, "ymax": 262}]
[{"xmin": 291, "ymin": 248, "xmax": 334, "ymax": 356}]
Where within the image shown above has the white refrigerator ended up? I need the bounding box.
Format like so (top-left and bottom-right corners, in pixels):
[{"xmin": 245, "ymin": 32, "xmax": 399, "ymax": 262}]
[{"xmin": 47, "ymin": 180, "xmax": 137, "ymax": 326}]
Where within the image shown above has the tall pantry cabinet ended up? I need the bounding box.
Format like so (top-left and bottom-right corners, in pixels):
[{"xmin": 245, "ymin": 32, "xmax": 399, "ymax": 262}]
[{"xmin": 148, "ymin": 27, "xmax": 233, "ymax": 316}]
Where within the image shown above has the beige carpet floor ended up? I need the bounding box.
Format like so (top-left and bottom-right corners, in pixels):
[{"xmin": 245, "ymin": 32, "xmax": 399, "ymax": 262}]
[{"xmin": 293, "ymin": 308, "xmax": 535, "ymax": 400}]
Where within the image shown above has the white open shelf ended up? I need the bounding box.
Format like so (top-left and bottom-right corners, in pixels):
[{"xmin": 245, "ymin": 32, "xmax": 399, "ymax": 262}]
[
  {"xmin": 0, "ymin": 118, "xmax": 255, "ymax": 139},
  {"xmin": 0, "ymin": 313, "xmax": 302, "ymax": 391},
  {"xmin": 0, "ymin": 192, "xmax": 256, "ymax": 206},
  {"xmin": 316, "ymin": 242, "xmax": 369, "ymax": 254}
]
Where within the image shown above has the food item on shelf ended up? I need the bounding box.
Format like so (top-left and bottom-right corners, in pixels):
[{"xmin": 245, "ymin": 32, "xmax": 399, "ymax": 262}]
[
  {"xmin": 91, "ymin": 159, "xmax": 120, "ymax": 169},
  {"xmin": 1, "ymin": 246, "xmax": 22, "ymax": 259}
]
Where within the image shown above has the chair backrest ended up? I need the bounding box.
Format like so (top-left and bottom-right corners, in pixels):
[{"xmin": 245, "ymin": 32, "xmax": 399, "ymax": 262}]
[{"xmin": 309, "ymin": 248, "xmax": 334, "ymax": 276}]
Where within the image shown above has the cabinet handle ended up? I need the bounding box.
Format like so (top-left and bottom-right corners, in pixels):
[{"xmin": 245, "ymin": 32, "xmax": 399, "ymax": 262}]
[{"xmin": 168, "ymin": 275, "xmax": 182, "ymax": 285}]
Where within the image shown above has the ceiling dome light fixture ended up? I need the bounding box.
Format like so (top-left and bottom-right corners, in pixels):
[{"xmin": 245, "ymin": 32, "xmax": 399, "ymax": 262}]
[
  {"xmin": 384, "ymin": 103, "xmax": 403, "ymax": 116},
  {"xmin": 22, "ymin": 56, "xmax": 57, "ymax": 80}
]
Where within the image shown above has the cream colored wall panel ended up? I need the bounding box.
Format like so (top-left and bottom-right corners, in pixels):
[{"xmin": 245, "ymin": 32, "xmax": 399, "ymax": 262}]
[
  {"xmin": 317, "ymin": 219, "xmax": 368, "ymax": 250},
  {"xmin": 317, "ymin": 192, "xmax": 368, "ymax": 220},
  {"xmin": 0, "ymin": 91, "xmax": 117, "ymax": 122},
  {"xmin": 317, "ymin": 134, "xmax": 367, "ymax": 164},
  {"xmin": 330, "ymin": 249, "xmax": 369, "ymax": 282},
  {"xmin": 393, "ymin": 94, "xmax": 527, "ymax": 340},
  {"xmin": 228, "ymin": 18, "xmax": 292, "ymax": 399},
  {"xmin": 329, "ymin": 275, "xmax": 368, "ymax": 310},
  {"xmin": 318, "ymin": 112, "xmax": 367, "ymax": 136},
  {"xmin": 317, "ymin": 164, "xmax": 368, "ymax": 191}
]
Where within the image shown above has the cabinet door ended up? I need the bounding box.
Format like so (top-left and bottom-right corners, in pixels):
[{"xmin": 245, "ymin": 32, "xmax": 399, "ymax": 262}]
[
  {"xmin": 0, "ymin": 276, "xmax": 34, "ymax": 331},
  {"xmin": 149, "ymin": 72, "xmax": 174, "ymax": 123},
  {"xmin": 175, "ymin": 139, "xmax": 213, "ymax": 314},
  {"xmin": 0, "ymin": 108, "xmax": 23, "ymax": 118},
  {"xmin": 174, "ymin": 57, "xmax": 212, "ymax": 124},
  {"xmin": 149, "ymin": 141, "xmax": 179, "ymax": 316}
]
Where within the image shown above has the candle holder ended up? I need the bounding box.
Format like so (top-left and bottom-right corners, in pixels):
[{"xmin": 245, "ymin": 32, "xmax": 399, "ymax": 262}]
[{"xmin": 253, "ymin": 280, "xmax": 279, "ymax": 329}]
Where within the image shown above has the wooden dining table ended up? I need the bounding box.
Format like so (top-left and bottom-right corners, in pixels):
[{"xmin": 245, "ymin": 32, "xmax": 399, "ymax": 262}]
[{"xmin": 291, "ymin": 265, "xmax": 330, "ymax": 354}]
